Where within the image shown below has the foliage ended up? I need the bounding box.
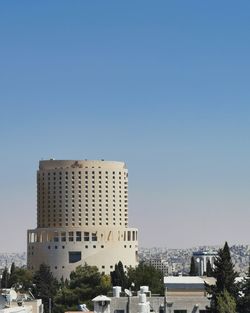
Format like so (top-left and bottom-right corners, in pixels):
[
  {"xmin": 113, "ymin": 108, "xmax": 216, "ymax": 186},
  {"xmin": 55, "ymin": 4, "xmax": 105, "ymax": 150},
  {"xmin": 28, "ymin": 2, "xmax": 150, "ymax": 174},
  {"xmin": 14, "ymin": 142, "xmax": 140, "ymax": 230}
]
[
  {"xmin": 32, "ymin": 263, "xmax": 58, "ymax": 313},
  {"xmin": 206, "ymin": 242, "xmax": 238, "ymax": 313},
  {"xmin": 127, "ymin": 262, "xmax": 164, "ymax": 295},
  {"xmin": 238, "ymin": 265, "xmax": 250, "ymax": 313},
  {"xmin": 206, "ymin": 259, "xmax": 214, "ymax": 277},
  {"xmin": 54, "ymin": 264, "xmax": 111, "ymax": 313},
  {"xmin": 1, "ymin": 267, "xmax": 9, "ymax": 288},
  {"xmin": 111, "ymin": 261, "xmax": 128, "ymax": 289},
  {"xmin": 216, "ymin": 290, "xmax": 236, "ymax": 313},
  {"xmin": 189, "ymin": 256, "xmax": 197, "ymax": 276},
  {"xmin": 7, "ymin": 263, "xmax": 33, "ymax": 291},
  {"xmin": 213, "ymin": 242, "xmax": 238, "ymax": 296},
  {"xmin": 8, "ymin": 263, "xmax": 16, "ymax": 287}
]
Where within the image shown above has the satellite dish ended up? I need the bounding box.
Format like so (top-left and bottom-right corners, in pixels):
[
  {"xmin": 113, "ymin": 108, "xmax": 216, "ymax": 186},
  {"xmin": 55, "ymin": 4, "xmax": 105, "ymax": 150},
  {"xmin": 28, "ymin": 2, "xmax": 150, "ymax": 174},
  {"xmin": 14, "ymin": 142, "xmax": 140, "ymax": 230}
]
[{"xmin": 124, "ymin": 289, "xmax": 132, "ymax": 297}]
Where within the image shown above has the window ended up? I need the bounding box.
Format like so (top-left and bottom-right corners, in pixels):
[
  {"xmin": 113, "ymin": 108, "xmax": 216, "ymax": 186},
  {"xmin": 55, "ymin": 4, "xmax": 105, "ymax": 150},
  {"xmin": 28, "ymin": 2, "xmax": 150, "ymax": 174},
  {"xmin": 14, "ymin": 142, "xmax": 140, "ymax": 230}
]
[
  {"xmin": 53, "ymin": 232, "xmax": 59, "ymax": 242},
  {"xmin": 68, "ymin": 232, "xmax": 74, "ymax": 241},
  {"xmin": 69, "ymin": 251, "xmax": 81, "ymax": 263},
  {"xmin": 92, "ymin": 233, "xmax": 97, "ymax": 241},
  {"xmin": 84, "ymin": 232, "xmax": 89, "ymax": 241},
  {"xmin": 76, "ymin": 231, "xmax": 82, "ymax": 241}
]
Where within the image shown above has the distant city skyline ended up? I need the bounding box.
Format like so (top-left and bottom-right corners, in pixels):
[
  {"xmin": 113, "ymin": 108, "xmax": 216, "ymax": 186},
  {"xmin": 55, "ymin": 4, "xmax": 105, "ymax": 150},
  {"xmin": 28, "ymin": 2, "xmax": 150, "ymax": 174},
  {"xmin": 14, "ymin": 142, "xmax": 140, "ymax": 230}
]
[{"xmin": 1, "ymin": 1, "xmax": 250, "ymax": 252}]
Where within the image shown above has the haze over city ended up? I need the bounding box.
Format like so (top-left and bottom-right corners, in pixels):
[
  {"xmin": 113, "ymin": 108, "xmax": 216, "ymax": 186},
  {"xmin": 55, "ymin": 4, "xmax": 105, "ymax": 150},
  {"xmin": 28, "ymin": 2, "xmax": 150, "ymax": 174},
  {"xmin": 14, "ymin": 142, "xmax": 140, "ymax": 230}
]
[{"xmin": 1, "ymin": 1, "xmax": 250, "ymax": 252}]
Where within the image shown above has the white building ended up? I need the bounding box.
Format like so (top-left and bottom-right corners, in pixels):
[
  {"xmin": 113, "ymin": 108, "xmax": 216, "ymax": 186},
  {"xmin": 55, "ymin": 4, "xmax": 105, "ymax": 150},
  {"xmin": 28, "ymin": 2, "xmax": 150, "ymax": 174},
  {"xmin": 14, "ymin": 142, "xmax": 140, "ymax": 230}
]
[
  {"xmin": 193, "ymin": 251, "xmax": 217, "ymax": 276},
  {"xmin": 27, "ymin": 160, "xmax": 138, "ymax": 279},
  {"xmin": 95, "ymin": 286, "xmax": 162, "ymax": 313}
]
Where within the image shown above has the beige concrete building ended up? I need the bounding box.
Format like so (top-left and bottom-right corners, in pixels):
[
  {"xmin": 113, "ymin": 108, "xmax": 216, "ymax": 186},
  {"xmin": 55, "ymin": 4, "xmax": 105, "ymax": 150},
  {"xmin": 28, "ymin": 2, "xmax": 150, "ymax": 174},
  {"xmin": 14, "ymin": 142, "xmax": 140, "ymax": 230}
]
[
  {"xmin": 27, "ymin": 160, "xmax": 138, "ymax": 279},
  {"xmin": 164, "ymin": 276, "xmax": 212, "ymax": 312}
]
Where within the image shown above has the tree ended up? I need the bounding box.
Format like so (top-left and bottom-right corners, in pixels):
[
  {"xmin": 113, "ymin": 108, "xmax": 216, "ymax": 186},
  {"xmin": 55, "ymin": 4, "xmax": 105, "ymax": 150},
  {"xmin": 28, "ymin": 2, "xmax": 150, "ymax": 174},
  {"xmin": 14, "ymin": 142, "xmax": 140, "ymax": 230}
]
[
  {"xmin": 216, "ymin": 290, "xmax": 236, "ymax": 313},
  {"xmin": 206, "ymin": 242, "xmax": 238, "ymax": 313},
  {"xmin": 238, "ymin": 264, "xmax": 250, "ymax": 313},
  {"xmin": 8, "ymin": 264, "xmax": 33, "ymax": 291},
  {"xmin": 54, "ymin": 264, "xmax": 111, "ymax": 313},
  {"xmin": 206, "ymin": 259, "xmax": 214, "ymax": 277},
  {"xmin": 14, "ymin": 267, "xmax": 33, "ymax": 291},
  {"xmin": 213, "ymin": 242, "xmax": 238, "ymax": 296},
  {"xmin": 111, "ymin": 261, "xmax": 128, "ymax": 289},
  {"xmin": 127, "ymin": 262, "xmax": 164, "ymax": 295},
  {"xmin": 8, "ymin": 263, "xmax": 17, "ymax": 287},
  {"xmin": 32, "ymin": 264, "xmax": 58, "ymax": 313},
  {"xmin": 1, "ymin": 267, "xmax": 9, "ymax": 288},
  {"xmin": 189, "ymin": 256, "xmax": 197, "ymax": 276}
]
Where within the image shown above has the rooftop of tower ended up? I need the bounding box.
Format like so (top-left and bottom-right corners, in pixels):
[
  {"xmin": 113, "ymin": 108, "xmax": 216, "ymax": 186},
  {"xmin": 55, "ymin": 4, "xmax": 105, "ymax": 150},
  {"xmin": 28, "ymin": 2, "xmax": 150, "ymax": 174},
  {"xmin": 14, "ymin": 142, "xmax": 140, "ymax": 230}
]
[{"xmin": 39, "ymin": 159, "xmax": 127, "ymax": 170}]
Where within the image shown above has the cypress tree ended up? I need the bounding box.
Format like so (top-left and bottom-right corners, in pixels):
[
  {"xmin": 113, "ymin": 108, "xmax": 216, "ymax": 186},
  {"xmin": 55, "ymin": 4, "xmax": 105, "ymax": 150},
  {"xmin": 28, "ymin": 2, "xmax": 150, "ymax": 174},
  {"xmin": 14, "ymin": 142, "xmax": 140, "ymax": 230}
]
[
  {"xmin": 8, "ymin": 262, "xmax": 17, "ymax": 287},
  {"xmin": 213, "ymin": 242, "xmax": 237, "ymax": 296},
  {"xmin": 206, "ymin": 242, "xmax": 238, "ymax": 313},
  {"xmin": 110, "ymin": 261, "xmax": 127, "ymax": 289},
  {"xmin": 189, "ymin": 256, "xmax": 197, "ymax": 276},
  {"xmin": 1, "ymin": 267, "xmax": 9, "ymax": 288},
  {"xmin": 206, "ymin": 259, "xmax": 214, "ymax": 277}
]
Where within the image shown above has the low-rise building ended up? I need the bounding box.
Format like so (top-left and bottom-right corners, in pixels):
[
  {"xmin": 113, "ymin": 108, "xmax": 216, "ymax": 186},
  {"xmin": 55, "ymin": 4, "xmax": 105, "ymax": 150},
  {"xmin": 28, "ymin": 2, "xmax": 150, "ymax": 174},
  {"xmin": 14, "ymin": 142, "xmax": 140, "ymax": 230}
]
[{"xmin": 164, "ymin": 276, "xmax": 214, "ymax": 313}]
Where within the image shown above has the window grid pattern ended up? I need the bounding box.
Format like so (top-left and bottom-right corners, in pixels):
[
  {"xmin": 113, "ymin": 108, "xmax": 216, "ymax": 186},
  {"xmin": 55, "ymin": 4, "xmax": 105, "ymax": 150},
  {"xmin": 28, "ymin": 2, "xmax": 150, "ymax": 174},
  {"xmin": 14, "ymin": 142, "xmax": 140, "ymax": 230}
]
[{"xmin": 37, "ymin": 161, "xmax": 128, "ymax": 228}]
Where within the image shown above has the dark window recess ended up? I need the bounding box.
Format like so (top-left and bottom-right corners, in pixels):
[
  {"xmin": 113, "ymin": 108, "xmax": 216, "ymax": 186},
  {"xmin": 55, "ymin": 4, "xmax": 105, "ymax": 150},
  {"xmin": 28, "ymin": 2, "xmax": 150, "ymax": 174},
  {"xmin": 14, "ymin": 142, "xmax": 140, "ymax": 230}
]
[{"xmin": 69, "ymin": 251, "xmax": 81, "ymax": 263}]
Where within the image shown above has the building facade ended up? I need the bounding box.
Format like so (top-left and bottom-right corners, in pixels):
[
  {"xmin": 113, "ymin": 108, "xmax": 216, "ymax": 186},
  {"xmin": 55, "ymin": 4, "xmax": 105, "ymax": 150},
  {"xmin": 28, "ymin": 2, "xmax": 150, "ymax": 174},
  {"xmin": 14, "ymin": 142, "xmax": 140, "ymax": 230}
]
[
  {"xmin": 27, "ymin": 160, "xmax": 138, "ymax": 279},
  {"xmin": 145, "ymin": 258, "xmax": 169, "ymax": 276},
  {"xmin": 164, "ymin": 276, "xmax": 212, "ymax": 312},
  {"xmin": 193, "ymin": 251, "xmax": 217, "ymax": 276}
]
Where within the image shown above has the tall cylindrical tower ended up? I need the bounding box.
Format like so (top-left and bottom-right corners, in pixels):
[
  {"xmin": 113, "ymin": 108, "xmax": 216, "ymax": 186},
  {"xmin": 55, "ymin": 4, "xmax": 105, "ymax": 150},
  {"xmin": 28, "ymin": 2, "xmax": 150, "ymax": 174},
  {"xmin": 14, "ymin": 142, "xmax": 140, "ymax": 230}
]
[{"xmin": 27, "ymin": 160, "xmax": 138, "ymax": 279}]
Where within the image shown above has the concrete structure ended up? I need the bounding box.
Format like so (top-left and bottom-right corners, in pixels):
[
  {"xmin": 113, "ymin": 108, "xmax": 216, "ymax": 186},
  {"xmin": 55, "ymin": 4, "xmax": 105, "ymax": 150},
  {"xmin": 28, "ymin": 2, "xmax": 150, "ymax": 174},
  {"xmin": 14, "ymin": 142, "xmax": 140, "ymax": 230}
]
[
  {"xmin": 193, "ymin": 251, "xmax": 217, "ymax": 276},
  {"xmin": 94, "ymin": 279, "xmax": 213, "ymax": 313},
  {"xmin": 164, "ymin": 276, "xmax": 213, "ymax": 312},
  {"xmin": 0, "ymin": 298, "xmax": 43, "ymax": 313},
  {"xmin": 99, "ymin": 286, "xmax": 163, "ymax": 313},
  {"xmin": 92, "ymin": 295, "xmax": 111, "ymax": 313},
  {"xmin": 27, "ymin": 160, "xmax": 138, "ymax": 279},
  {"xmin": 145, "ymin": 258, "xmax": 169, "ymax": 276}
]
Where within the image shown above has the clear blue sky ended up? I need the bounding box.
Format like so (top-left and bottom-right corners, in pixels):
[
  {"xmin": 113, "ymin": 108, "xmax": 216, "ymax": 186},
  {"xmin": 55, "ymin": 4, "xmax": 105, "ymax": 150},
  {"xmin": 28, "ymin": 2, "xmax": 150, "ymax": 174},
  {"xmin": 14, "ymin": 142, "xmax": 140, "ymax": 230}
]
[{"xmin": 1, "ymin": 1, "xmax": 250, "ymax": 252}]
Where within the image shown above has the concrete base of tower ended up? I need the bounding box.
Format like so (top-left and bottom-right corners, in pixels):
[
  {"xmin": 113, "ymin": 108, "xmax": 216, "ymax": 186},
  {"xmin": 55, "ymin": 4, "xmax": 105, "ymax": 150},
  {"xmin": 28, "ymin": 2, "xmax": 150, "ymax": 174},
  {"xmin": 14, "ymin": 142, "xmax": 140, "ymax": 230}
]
[{"xmin": 27, "ymin": 226, "xmax": 139, "ymax": 279}]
